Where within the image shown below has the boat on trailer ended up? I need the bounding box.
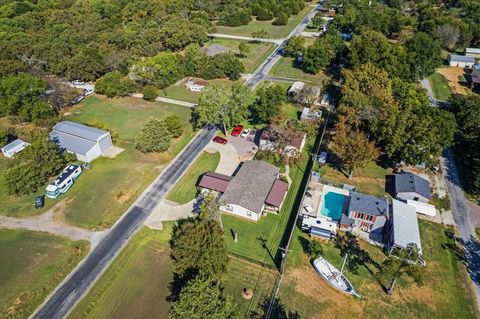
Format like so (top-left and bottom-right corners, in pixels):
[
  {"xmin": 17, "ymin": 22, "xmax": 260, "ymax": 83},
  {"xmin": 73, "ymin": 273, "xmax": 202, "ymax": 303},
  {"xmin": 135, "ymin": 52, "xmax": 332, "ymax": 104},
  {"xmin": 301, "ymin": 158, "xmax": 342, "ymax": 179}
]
[{"xmin": 312, "ymin": 255, "xmax": 357, "ymax": 296}]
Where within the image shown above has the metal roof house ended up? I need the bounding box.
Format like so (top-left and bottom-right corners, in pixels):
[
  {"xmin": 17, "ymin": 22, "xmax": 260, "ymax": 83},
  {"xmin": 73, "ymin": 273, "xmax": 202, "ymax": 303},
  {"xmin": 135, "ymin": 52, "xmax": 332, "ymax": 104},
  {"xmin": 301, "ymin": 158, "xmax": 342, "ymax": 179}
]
[
  {"xmin": 465, "ymin": 47, "xmax": 480, "ymax": 58},
  {"xmin": 393, "ymin": 172, "xmax": 432, "ymax": 204},
  {"xmin": 1, "ymin": 139, "xmax": 29, "ymax": 158},
  {"xmin": 448, "ymin": 54, "xmax": 476, "ymax": 68},
  {"xmin": 50, "ymin": 121, "xmax": 113, "ymax": 162}
]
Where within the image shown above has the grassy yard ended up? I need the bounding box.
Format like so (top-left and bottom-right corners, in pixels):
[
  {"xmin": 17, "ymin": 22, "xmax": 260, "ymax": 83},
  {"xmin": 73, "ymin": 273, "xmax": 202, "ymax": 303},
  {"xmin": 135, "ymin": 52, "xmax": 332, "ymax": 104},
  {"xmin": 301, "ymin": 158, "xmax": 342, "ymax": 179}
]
[
  {"xmin": 0, "ymin": 229, "xmax": 89, "ymax": 319},
  {"xmin": 428, "ymin": 73, "xmax": 452, "ymax": 101},
  {"xmin": 69, "ymin": 225, "xmax": 174, "ymax": 319},
  {"xmin": 278, "ymin": 222, "xmax": 478, "ymax": 318},
  {"xmin": 215, "ymin": 4, "xmax": 314, "ymax": 38},
  {"xmin": 159, "ymin": 78, "xmax": 233, "ymax": 104},
  {"xmin": 318, "ymin": 161, "xmax": 392, "ymax": 197},
  {"xmin": 270, "ymin": 57, "xmax": 329, "ymax": 84},
  {"xmin": 166, "ymin": 151, "xmax": 220, "ymax": 204}
]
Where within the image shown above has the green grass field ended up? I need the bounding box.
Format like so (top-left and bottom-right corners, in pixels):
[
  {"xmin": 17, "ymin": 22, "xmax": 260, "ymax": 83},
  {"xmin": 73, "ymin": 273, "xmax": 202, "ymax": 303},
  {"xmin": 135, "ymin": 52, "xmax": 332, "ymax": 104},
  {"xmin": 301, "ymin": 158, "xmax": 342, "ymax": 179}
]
[
  {"xmin": 215, "ymin": 4, "xmax": 314, "ymax": 38},
  {"xmin": 159, "ymin": 78, "xmax": 234, "ymax": 103},
  {"xmin": 69, "ymin": 225, "xmax": 174, "ymax": 319},
  {"xmin": 0, "ymin": 229, "xmax": 89, "ymax": 319},
  {"xmin": 270, "ymin": 57, "xmax": 329, "ymax": 84},
  {"xmin": 279, "ymin": 222, "xmax": 478, "ymax": 318},
  {"xmin": 167, "ymin": 151, "xmax": 220, "ymax": 204},
  {"xmin": 205, "ymin": 39, "xmax": 276, "ymax": 73},
  {"xmin": 428, "ymin": 73, "xmax": 452, "ymax": 101}
]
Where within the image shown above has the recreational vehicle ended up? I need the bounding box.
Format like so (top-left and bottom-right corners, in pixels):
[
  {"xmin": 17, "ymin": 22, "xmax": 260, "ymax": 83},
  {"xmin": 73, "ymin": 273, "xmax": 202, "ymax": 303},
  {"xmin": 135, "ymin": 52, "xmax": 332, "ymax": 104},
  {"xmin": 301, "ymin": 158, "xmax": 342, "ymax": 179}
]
[{"xmin": 46, "ymin": 164, "xmax": 83, "ymax": 199}]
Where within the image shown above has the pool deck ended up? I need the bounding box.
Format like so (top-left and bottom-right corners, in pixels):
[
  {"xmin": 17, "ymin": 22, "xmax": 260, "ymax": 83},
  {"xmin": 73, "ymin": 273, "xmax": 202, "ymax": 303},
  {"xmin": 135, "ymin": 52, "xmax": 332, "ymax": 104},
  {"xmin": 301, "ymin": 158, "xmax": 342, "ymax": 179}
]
[{"xmin": 302, "ymin": 182, "xmax": 349, "ymax": 218}]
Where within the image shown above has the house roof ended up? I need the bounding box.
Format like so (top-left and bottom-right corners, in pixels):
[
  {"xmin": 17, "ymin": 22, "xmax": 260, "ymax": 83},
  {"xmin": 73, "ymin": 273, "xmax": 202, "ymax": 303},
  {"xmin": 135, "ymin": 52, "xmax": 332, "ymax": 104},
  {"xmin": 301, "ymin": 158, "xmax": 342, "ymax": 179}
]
[
  {"xmin": 50, "ymin": 121, "xmax": 109, "ymax": 155},
  {"xmin": 288, "ymin": 81, "xmax": 305, "ymax": 94},
  {"xmin": 472, "ymin": 69, "xmax": 480, "ymax": 84},
  {"xmin": 187, "ymin": 78, "xmax": 208, "ymax": 86},
  {"xmin": 449, "ymin": 54, "xmax": 475, "ymax": 63},
  {"xmin": 220, "ymin": 160, "xmax": 279, "ymax": 213},
  {"xmin": 198, "ymin": 172, "xmax": 232, "ymax": 192},
  {"xmin": 348, "ymin": 191, "xmax": 388, "ymax": 216},
  {"xmin": 394, "ymin": 173, "xmax": 432, "ymax": 200},
  {"xmin": 1, "ymin": 139, "xmax": 27, "ymax": 153},
  {"xmin": 201, "ymin": 44, "xmax": 230, "ymax": 56},
  {"xmin": 289, "ymin": 133, "xmax": 306, "ymax": 149},
  {"xmin": 391, "ymin": 199, "xmax": 422, "ymax": 254},
  {"xmin": 265, "ymin": 179, "xmax": 289, "ymax": 207},
  {"xmin": 260, "ymin": 126, "xmax": 305, "ymax": 149},
  {"xmin": 466, "ymin": 47, "xmax": 480, "ymax": 54}
]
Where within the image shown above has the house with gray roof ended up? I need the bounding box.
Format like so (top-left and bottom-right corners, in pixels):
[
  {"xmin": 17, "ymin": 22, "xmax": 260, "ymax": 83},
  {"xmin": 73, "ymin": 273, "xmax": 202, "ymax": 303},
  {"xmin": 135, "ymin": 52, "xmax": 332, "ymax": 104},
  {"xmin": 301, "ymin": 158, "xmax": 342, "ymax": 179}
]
[
  {"xmin": 201, "ymin": 44, "xmax": 230, "ymax": 57},
  {"xmin": 393, "ymin": 172, "xmax": 431, "ymax": 203},
  {"xmin": 219, "ymin": 160, "xmax": 288, "ymax": 222},
  {"xmin": 50, "ymin": 121, "xmax": 113, "ymax": 162},
  {"xmin": 448, "ymin": 54, "xmax": 475, "ymax": 68}
]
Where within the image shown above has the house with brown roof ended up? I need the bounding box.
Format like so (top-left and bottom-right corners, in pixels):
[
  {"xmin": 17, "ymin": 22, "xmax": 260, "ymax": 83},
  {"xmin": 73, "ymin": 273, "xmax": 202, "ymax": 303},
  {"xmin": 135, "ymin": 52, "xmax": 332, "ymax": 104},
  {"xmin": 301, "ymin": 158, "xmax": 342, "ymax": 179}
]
[
  {"xmin": 258, "ymin": 125, "xmax": 306, "ymax": 157},
  {"xmin": 197, "ymin": 160, "xmax": 289, "ymax": 222}
]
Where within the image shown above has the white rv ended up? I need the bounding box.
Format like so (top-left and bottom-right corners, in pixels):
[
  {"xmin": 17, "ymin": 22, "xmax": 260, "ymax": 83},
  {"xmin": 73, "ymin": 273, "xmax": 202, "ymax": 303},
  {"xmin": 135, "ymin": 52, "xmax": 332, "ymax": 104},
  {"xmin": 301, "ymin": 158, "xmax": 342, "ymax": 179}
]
[{"xmin": 46, "ymin": 164, "xmax": 83, "ymax": 199}]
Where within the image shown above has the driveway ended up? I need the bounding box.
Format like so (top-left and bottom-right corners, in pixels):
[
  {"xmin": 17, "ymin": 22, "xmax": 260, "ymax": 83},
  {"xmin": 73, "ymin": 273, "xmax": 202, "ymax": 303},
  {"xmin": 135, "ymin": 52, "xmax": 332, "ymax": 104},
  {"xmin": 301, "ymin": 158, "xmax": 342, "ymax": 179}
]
[
  {"xmin": 228, "ymin": 135, "xmax": 258, "ymax": 161},
  {"xmin": 204, "ymin": 140, "xmax": 240, "ymax": 175}
]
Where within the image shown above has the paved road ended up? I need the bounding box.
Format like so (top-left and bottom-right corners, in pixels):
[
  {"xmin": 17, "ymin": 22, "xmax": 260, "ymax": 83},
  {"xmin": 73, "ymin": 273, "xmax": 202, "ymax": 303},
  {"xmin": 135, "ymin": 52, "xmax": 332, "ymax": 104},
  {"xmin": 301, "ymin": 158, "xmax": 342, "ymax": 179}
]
[
  {"xmin": 208, "ymin": 33, "xmax": 283, "ymax": 45},
  {"xmin": 420, "ymin": 78, "xmax": 451, "ymax": 108},
  {"xmin": 130, "ymin": 93, "xmax": 196, "ymax": 107},
  {"xmin": 30, "ymin": 128, "xmax": 216, "ymax": 319},
  {"xmin": 244, "ymin": 4, "xmax": 322, "ymax": 89},
  {"xmin": 441, "ymin": 149, "xmax": 480, "ymax": 305}
]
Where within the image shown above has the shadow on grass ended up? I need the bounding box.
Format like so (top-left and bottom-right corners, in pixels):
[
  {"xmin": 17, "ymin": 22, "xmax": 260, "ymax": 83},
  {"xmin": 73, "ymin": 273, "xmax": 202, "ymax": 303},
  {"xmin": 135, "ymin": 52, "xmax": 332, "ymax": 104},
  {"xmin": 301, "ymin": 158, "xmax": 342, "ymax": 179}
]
[{"xmin": 250, "ymin": 297, "xmax": 302, "ymax": 319}]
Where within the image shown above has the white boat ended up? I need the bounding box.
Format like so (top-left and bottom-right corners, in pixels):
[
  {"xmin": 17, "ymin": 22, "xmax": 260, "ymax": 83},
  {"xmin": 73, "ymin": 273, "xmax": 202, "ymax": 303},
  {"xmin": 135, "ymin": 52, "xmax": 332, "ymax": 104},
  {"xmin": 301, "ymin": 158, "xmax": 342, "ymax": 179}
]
[{"xmin": 312, "ymin": 255, "xmax": 357, "ymax": 296}]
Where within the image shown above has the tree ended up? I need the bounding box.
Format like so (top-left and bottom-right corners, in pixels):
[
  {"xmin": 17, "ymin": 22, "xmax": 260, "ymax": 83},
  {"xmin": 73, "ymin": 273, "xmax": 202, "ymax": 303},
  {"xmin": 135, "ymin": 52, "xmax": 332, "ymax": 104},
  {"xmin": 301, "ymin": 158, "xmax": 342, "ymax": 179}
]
[
  {"xmin": 273, "ymin": 12, "xmax": 289, "ymax": 26},
  {"xmin": 238, "ymin": 42, "xmax": 250, "ymax": 58},
  {"xmin": 165, "ymin": 115, "xmax": 183, "ymax": 138},
  {"xmin": 170, "ymin": 219, "xmax": 228, "ymax": 279},
  {"xmin": 169, "ymin": 276, "xmax": 237, "ymax": 319},
  {"xmin": 142, "ymin": 85, "xmax": 158, "ymax": 101},
  {"xmin": 283, "ymin": 36, "xmax": 305, "ymax": 58},
  {"xmin": 211, "ymin": 53, "xmax": 245, "ymax": 81},
  {"xmin": 95, "ymin": 72, "xmax": 135, "ymax": 98},
  {"xmin": 252, "ymin": 84, "xmax": 286, "ymax": 124},
  {"xmin": 296, "ymin": 84, "xmax": 321, "ymax": 107},
  {"xmin": 306, "ymin": 240, "xmax": 323, "ymax": 258},
  {"xmin": 436, "ymin": 24, "xmax": 460, "ymax": 50},
  {"xmin": 65, "ymin": 47, "xmax": 106, "ymax": 81},
  {"xmin": 311, "ymin": 14, "xmax": 326, "ymax": 29},
  {"xmin": 227, "ymin": 82, "xmax": 255, "ymax": 127},
  {"xmin": 86, "ymin": 118, "xmax": 119, "ymax": 143},
  {"xmin": 381, "ymin": 244, "xmax": 424, "ymax": 295},
  {"xmin": 3, "ymin": 134, "xmax": 72, "ymax": 195},
  {"xmin": 0, "ymin": 129, "xmax": 7, "ymax": 146},
  {"xmin": 406, "ymin": 32, "xmax": 442, "ymax": 81},
  {"xmin": 135, "ymin": 118, "xmax": 172, "ymax": 153},
  {"xmin": 129, "ymin": 52, "xmax": 182, "ymax": 92}
]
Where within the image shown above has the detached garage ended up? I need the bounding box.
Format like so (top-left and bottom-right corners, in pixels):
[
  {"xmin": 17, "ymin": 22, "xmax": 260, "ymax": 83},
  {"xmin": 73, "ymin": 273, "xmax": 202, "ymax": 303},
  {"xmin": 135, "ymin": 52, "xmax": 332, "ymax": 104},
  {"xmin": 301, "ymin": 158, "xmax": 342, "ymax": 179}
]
[{"xmin": 50, "ymin": 121, "xmax": 113, "ymax": 162}]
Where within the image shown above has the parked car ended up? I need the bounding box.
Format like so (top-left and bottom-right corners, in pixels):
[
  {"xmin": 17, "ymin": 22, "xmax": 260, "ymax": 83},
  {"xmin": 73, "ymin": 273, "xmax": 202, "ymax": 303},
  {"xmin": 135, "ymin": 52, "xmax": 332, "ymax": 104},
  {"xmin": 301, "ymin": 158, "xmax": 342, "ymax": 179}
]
[
  {"xmin": 72, "ymin": 95, "xmax": 84, "ymax": 104},
  {"xmin": 72, "ymin": 80, "xmax": 85, "ymax": 86},
  {"xmin": 240, "ymin": 128, "xmax": 251, "ymax": 138},
  {"xmin": 213, "ymin": 136, "xmax": 228, "ymax": 145},
  {"xmin": 83, "ymin": 88, "xmax": 94, "ymax": 96},
  {"xmin": 231, "ymin": 125, "xmax": 244, "ymax": 137}
]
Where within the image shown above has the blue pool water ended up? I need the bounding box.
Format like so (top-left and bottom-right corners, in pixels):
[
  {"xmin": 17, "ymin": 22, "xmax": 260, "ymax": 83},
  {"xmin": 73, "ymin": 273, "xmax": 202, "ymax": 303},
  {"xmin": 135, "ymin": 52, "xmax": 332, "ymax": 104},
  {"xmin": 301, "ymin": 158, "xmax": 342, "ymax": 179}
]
[{"xmin": 320, "ymin": 191, "xmax": 346, "ymax": 221}]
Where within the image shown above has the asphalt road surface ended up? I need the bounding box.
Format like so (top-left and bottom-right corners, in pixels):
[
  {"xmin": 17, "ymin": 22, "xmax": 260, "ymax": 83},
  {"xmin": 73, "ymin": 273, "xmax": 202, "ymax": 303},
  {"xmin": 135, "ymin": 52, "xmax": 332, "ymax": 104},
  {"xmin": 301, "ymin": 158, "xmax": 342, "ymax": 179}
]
[{"xmin": 31, "ymin": 128, "xmax": 216, "ymax": 319}]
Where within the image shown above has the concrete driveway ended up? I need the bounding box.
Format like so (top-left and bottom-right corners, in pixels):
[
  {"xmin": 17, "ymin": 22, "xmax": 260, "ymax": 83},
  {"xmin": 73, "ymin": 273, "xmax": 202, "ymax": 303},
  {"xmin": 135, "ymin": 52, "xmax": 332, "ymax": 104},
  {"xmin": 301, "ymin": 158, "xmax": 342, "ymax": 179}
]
[
  {"xmin": 205, "ymin": 140, "xmax": 240, "ymax": 175},
  {"xmin": 228, "ymin": 135, "xmax": 258, "ymax": 161}
]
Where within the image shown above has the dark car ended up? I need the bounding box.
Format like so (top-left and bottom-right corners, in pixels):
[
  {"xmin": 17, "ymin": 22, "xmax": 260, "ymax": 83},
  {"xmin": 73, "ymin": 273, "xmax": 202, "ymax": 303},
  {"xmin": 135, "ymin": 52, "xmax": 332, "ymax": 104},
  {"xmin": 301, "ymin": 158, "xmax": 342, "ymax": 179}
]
[
  {"xmin": 213, "ymin": 136, "xmax": 228, "ymax": 145},
  {"xmin": 231, "ymin": 125, "xmax": 244, "ymax": 137}
]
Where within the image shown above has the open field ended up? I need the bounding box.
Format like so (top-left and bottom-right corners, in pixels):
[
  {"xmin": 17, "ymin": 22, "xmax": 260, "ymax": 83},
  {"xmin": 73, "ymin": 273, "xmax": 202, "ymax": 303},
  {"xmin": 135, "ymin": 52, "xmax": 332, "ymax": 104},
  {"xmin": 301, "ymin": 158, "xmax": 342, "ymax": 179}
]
[
  {"xmin": 159, "ymin": 78, "xmax": 233, "ymax": 104},
  {"xmin": 205, "ymin": 39, "xmax": 277, "ymax": 73},
  {"xmin": 270, "ymin": 57, "xmax": 329, "ymax": 84},
  {"xmin": 69, "ymin": 224, "xmax": 174, "ymax": 319},
  {"xmin": 318, "ymin": 162, "xmax": 392, "ymax": 197},
  {"xmin": 428, "ymin": 72, "xmax": 452, "ymax": 101},
  {"xmin": 0, "ymin": 229, "xmax": 89, "ymax": 319},
  {"xmin": 279, "ymin": 222, "xmax": 478, "ymax": 318},
  {"xmin": 215, "ymin": 4, "xmax": 314, "ymax": 39},
  {"xmin": 166, "ymin": 151, "xmax": 220, "ymax": 204}
]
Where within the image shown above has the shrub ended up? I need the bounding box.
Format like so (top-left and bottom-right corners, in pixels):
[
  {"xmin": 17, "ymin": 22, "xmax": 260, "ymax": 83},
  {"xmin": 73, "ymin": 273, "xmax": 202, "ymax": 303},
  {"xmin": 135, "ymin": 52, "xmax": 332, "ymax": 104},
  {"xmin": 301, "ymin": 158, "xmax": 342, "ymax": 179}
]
[
  {"xmin": 165, "ymin": 115, "xmax": 184, "ymax": 138},
  {"xmin": 135, "ymin": 117, "xmax": 172, "ymax": 153},
  {"xmin": 143, "ymin": 85, "xmax": 158, "ymax": 101},
  {"xmin": 273, "ymin": 12, "xmax": 288, "ymax": 26},
  {"xmin": 95, "ymin": 71, "xmax": 135, "ymax": 98}
]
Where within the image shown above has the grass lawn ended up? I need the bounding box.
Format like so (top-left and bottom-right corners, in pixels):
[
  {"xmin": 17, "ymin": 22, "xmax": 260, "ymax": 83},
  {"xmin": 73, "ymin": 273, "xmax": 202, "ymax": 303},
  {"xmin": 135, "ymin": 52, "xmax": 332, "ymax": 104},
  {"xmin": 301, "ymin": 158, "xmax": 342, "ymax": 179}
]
[
  {"xmin": 69, "ymin": 224, "xmax": 174, "ymax": 319},
  {"xmin": 166, "ymin": 151, "xmax": 220, "ymax": 204},
  {"xmin": 205, "ymin": 39, "xmax": 277, "ymax": 73},
  {"xmin": 0, "ymin": 229, "xmax": 89, "ymax": 319},
  {"xmin": 270, "ymin": 56, "xmax": 329, "ymax": 84},
  {"xmin": 278, "ymin": 221, "xmax": 478, "ymax": 318},
  {"xmin": 215, "ymin": 4, "xmax": 314, "ymax": 39},
  {"xmin": 318, "ymin": 161, "xmax": 392, "ymax": 197},
  {"xmin": 159, "ymin": 78, "xmax": 234, "ymax": 104},
  {"xmin": 428, "ymin": 73, "xmax": 452, "ymax": 101}
]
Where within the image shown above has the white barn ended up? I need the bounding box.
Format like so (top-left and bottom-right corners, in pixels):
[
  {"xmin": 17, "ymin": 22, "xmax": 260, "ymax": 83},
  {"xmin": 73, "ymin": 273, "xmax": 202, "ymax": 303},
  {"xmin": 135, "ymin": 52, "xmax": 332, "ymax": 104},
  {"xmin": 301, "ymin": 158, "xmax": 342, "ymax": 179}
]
[
  {"xmin": 50, "ymin": 121, "xmax": 113, "ymax": 162},
  {"xmin": 448, "ymin": 54, "xmax": 475, "ymax": 68},
  {"xmin": 465, "ymin": 48, "xmax": 480, "ymax": 58},
  {"xmin": 1, "ymin": 139, "xmax": 29, "ymax": 158}
]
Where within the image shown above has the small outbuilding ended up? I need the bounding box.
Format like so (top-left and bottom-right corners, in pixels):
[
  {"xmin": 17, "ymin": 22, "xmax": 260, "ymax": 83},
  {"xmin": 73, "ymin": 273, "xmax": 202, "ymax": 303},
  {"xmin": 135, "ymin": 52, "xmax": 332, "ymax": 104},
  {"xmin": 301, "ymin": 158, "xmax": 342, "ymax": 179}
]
[
  {"xmin": 201, "ymin": 44, "xmax": 230, "ymax": 57},
  {"xmin": 393, "ymin": 172, "xmax": 432, "ymax": 204},
  {"xmin": 1, "ymin": 139, "xmax": 29, "ymax": 158},
  {"xmin": 288, "ymin": 81, "xmax": 305, "ymax": 96},
  {"xmin": 186, "ymin": 78, "xmax": 208, "ymax": 92},
  {"xmin": 465, "ymin": 47, "xmax": 480, "ymax": 58},
  {"xmin": 50, "ymin": 121, "xmax": 113, "ymax": 162},
  {"xmin": 448, "ymin": 54, "xmax": 475, "ymax": 68}
]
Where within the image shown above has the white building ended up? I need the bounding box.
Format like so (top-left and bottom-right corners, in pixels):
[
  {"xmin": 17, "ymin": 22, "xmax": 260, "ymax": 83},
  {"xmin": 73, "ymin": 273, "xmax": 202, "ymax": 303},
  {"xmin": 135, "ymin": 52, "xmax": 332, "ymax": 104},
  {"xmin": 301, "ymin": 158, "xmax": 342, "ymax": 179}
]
[
  {"xmin": 448, "ymin": 54, "xmax": 476, "ymax": 68},
  {"xmin": 50, "ymin": 121, "xmax": 113, "ymax": 162},
  {"xmin": 288, "ymin": 81, "xmax": 305, "ymax": 96},
  {"xmin": 1, "ymin": 139, "xmax": 29, "ymax": 158},
  {"xmin": 301, "ymin": 215, "xmax": 337, "ymax": 239},
  {"xmin": 185, "ymin": 78, "xmax": 208, "ymax": 92},
  {"xmin": 465, "ymin": 48, "xmax": 480, "ymax": 58}
]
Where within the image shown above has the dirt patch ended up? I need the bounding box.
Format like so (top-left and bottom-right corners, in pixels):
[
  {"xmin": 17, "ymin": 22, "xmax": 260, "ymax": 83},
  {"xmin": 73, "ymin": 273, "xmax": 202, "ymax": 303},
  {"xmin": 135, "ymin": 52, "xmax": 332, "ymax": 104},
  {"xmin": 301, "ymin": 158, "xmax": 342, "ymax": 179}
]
[
  {"xmin": 115, "ymin": 191, "xmax": 131, "ymax": 203},
  {"xmin": 437, "ymin": 67, "xmax": 467, "ymax": 95}
]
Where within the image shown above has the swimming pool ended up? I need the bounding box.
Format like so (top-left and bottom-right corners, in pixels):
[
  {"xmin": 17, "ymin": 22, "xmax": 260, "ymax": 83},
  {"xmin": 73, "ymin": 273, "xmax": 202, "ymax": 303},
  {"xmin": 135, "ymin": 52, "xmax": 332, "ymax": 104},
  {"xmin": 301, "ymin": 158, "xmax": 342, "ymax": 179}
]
[{"xmin": 320, "ymin": 191, "xmax": 346, "ymax": 221}]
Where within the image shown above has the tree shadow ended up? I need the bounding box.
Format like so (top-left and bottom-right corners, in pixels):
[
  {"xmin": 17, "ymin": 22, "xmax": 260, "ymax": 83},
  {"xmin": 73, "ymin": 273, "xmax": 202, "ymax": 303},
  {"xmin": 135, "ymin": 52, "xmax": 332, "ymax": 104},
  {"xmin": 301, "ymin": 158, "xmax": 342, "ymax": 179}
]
[
  {"xmin": 442, "ymin": 229, "xmax": 467, "ymax": 264},
  {"xmin": 333, "ymin": 233, "xmax": 378, "ymax": 273},
  {"xmin": 250, "ymin": 297, "xmax": 302, "ymax": 319}
]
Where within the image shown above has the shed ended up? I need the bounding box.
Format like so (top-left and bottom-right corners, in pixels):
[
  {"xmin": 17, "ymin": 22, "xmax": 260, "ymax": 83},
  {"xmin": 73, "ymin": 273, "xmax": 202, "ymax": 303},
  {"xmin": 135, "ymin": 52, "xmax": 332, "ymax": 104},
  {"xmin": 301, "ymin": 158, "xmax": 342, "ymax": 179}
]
[
  {"xmin": 465, "ymin": 47, "xmax": 480, "ymax": 58},
  {"xmin": 387, "ymin": 199, "xmax": 423, "ymax": 256},
  {"xmin": 50, "ymin": 121, "xmax": 113, "ymax": 162},
  {"xmin": 1, "ymin": 139, "xmax": 29, "ymax": 158},
  {"xmin": 448, "ymin": 54, "xmax": 475, "ymax": 68},
  {"xmin": 288, "ymin": 81, "xmax": 305, "ymax": 96}
]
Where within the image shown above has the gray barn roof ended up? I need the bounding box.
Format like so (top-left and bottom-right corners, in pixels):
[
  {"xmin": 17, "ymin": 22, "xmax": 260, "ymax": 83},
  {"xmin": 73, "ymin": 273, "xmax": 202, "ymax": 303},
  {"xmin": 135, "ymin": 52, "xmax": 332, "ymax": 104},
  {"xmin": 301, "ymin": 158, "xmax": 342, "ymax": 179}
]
[
  {"xmin": 449, "ymin": 54, "xmax": 475, "ymax": 63},
  {"xmin": 220, "ymin": 160, "xmax": 279, "ymax": 213},
  {"xmin": 348, "ymin": 191, "xmax": 388, "ymax": 216},
  {"xmin": 50, "ymin": 121, "xmax": 109, "ymax": 155},
  {"xmin": 391, "ymin": 199, "xmax": 422, "ymax": 254},
  {"xmin": 394, "ymin": 173, "xmax": 432, "ymax": 200},
  {"xmin": 52, "ymin": 121, "xmax": 109, "ymax": 141}
]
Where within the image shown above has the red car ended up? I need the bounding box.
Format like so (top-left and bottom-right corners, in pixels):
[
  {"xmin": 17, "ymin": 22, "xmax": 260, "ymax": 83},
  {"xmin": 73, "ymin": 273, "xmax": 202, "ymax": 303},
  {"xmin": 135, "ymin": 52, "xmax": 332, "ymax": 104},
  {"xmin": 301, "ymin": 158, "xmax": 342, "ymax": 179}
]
[
  {"xmin": 231, "ymin": 125, "xmax": 244, "ymax": 137},
  {"xmin": 213, "ymin": 136, "xmax": 228, "ymax": 145}
]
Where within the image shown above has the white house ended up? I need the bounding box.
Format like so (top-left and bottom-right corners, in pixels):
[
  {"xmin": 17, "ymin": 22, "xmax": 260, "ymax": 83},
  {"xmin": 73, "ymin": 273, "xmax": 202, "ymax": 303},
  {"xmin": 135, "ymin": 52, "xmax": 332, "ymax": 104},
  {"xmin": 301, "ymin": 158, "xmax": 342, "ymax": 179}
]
[
  {"xmin": 1, "ymin": 139, "xmax": 29, "ymax": 158},
  {"xmin": 465, "ymin": 47, "xmax": 480, "ymax": 58},
  {"xmin": 185, "ymin": 78, "xmax": 208, "ymax": 92},
  {"xmin": 448, "ymin": 54, "xmax": 476, "ymax": 68},
  {"xmin": 50, "ymin": 121, "xmax": 113, "ymax": 162},
  {"xmin": 288, "ymin": 81, "xmax": 305, "ymax": 96}
]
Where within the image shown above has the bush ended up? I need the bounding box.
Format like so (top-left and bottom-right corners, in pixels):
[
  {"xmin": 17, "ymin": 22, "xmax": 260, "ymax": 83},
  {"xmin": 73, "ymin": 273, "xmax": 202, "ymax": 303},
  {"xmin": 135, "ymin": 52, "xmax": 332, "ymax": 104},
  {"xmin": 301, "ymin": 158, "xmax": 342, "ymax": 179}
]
[
  {"xmin": 165, "ymin": 115, "xmax": 183, "ymax": 138},
  {"xmin": 135, "ymin": 117, "xmax": 172, "ymax": 153},
  {"xmin": 306, "ymin": 240, "xmax": 323, "ymax": 258},
  {"xmin": 143, "ymin": 85, "xmax": 158, "ymax": 101},
  {"xmin": 95, "ymin": 71, "xmax": 135, "ymax": 98},
  {"xmin": 0, "ymin": 129, "xmax": 8, "ymax": 146},
  {"xmin": 273, "ymin": 12, "xmax": 288, "ymax": 26}
]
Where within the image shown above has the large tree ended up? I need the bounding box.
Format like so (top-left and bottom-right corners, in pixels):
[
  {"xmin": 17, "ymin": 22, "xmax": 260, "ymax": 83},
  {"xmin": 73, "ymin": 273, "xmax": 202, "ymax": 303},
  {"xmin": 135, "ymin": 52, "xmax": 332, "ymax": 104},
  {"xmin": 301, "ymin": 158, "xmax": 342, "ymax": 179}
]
[
  {"xmin": 405, "ymin": 32, "xmax": 442, "ymax": 81},
  {"xmin": 251, "ymin": 84, "xmax": 286, "ymax": 124},
  {"xmin": 95, "ymin": 72, "xmax": 135, "ymax": 98},
  {"xmin": 135, "ymin": 118, "xmax": 172, "ymax": 153}
]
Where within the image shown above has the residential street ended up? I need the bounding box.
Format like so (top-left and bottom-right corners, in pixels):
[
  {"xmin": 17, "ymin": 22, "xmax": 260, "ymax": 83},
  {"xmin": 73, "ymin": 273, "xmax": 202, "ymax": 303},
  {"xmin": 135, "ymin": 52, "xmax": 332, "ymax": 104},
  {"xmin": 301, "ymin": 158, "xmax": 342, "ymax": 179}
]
[{"xmin": 31, "ymin": 128, "xmax": 216, "ymax": 319}]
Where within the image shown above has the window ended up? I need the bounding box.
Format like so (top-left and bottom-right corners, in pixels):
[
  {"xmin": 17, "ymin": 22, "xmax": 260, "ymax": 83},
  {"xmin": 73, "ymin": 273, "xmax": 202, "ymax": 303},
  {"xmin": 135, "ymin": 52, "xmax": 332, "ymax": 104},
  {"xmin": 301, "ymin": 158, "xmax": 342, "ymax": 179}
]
[
  {"xmin": 224, "ymin": 205, "xmax": 233, "ymax": 212},
  {"xmin": 247, "ymin": 211, "xmax": 252, "ymax": 217},
  {"xmin": 413, "ymin": 197, "xmax": 419, "ymax": 201}
]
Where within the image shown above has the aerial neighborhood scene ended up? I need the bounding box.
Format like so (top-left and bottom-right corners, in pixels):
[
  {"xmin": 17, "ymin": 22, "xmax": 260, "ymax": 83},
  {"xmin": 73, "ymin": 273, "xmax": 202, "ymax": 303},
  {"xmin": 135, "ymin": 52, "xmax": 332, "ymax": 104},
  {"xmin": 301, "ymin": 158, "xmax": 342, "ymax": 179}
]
[{"xmin": 1, "ymin": 0, "xmax": 480, "ymax": 318}]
